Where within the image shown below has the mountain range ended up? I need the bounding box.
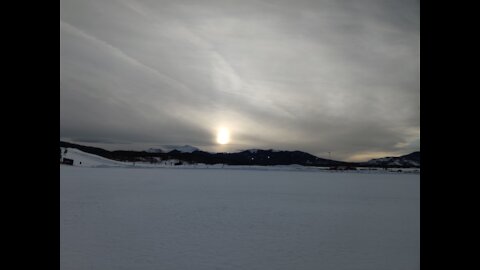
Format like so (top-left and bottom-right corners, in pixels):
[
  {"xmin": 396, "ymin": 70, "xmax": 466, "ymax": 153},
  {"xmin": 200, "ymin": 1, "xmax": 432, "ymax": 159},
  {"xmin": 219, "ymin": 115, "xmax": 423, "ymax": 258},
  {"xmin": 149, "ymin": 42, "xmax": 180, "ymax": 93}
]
[
  {"xmin": 361, "ymin": 151, "xmax": 420, "ymax": 167},
  {"xmin": 60, "ymin": 141, "xmax": 420, "ymax": 168}
]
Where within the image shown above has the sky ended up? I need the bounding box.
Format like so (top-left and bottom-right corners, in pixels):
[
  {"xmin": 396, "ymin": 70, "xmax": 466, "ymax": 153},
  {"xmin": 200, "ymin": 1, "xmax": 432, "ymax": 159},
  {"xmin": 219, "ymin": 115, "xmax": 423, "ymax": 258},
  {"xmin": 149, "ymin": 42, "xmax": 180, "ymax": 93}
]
[{"xmin": 60, "ymin": 0, "xmax": 419, "ymax": 162}]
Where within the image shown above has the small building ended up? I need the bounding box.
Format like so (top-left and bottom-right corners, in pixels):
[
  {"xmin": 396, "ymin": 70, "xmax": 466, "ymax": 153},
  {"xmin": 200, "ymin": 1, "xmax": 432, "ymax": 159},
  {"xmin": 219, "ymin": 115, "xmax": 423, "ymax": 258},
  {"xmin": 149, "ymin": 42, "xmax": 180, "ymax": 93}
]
[{"xmin": 62, "ymin": 158, "xmax": 74, "ymax": 165}]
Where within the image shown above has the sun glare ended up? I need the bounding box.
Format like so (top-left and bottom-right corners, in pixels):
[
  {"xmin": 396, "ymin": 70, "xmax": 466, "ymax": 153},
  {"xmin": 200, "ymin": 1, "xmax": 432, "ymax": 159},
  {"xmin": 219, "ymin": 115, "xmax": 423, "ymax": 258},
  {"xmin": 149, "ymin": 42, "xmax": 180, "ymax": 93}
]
[{"xmin": 216, "ymin": 128, "xmax": 230, "ymax": 145}]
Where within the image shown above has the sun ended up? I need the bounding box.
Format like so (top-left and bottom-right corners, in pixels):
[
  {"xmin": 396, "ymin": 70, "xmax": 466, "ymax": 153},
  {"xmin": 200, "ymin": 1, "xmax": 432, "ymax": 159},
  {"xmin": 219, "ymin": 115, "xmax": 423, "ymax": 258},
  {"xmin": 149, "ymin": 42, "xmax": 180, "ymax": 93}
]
[{"xmin": 216, "ymin": 128, "xmax": 230, "ymax": 145}]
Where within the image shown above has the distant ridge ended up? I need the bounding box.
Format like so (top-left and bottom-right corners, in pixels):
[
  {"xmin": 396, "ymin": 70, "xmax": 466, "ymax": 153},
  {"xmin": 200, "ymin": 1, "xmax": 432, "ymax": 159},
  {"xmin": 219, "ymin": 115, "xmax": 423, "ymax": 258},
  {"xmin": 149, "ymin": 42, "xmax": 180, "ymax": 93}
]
[
  {"xmin": 60, "ymin": 141, "xmax": 419, "ymax": 168},
  {"xmin": 362, "ymin": 151, "xmax": 420, "ymax": 167},
  {"xmin": 146, "ymin": 145, "xmax": 199, "ymax": 153},
  {"xmin": 165, "ymin": 145, "xmax": 200, "ymax": 153}
]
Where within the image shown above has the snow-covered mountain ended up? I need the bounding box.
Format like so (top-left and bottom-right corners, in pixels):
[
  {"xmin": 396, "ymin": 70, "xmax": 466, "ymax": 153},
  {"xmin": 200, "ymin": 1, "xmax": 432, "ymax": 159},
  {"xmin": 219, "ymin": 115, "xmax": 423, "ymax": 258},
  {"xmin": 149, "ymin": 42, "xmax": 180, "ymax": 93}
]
[
  {"xmin": 146, "ymin": 145, "xmax": 200, "ymax": 153},
  {"xmin": 60, "ymin": 141, "xmax": 419, "ymax": 168},
  {"xmin": 146, "ymin": 148, "xmax": 164, "ymax": 153},
  {"xmin": 166, "ymin": 145, "xmax": 200, "ymax": 153},
  {"xmin": 243, "ymin": 149, "xmax": 282, "ymax": 154},
  {"xmin": 364, "ymin": 152, "xmax": 420, "ymax": 167}
]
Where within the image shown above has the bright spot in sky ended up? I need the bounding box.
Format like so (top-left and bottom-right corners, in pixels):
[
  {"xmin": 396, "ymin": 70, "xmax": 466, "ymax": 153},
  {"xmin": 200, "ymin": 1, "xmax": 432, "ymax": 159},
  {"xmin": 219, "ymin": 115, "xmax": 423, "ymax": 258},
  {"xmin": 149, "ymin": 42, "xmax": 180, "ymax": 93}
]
[{"xmin": 216, "ymin": 128, "xmax": 230, "ymax": 145}]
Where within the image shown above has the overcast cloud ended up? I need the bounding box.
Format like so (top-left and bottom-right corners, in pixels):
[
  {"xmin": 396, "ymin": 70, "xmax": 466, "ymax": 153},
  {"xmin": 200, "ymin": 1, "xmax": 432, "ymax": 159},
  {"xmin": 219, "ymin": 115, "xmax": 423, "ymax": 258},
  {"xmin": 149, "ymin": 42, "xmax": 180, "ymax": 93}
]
[{"xmin": 60, "ymin": 0, "xmax": 419, "ymax": 161}]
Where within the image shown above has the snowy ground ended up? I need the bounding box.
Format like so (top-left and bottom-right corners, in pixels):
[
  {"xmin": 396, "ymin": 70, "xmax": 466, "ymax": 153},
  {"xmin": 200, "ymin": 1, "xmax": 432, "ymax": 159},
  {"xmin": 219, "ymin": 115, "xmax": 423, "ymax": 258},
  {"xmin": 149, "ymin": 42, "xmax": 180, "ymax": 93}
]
[{"xmin": 61, "ymin": 165, "xmax": 419, "ymax": 270}]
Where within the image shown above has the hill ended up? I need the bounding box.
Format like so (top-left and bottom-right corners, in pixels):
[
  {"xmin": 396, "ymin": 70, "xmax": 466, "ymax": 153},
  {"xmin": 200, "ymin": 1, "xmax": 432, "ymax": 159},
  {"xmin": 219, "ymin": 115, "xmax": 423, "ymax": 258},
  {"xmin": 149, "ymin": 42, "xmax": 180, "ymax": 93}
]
[
  {"xmin": 363, "ymin": 151, "xmax": 420, "ymax": 168},
  {"xmin": 60, "ymin": 141, "xmax": 419, "ymax": 168}
]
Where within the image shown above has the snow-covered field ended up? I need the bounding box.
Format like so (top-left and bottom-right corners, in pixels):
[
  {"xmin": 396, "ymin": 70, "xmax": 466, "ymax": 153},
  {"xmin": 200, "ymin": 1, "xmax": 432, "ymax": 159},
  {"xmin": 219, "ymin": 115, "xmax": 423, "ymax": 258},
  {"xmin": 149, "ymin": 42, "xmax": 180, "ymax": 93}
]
[{"xmin": 61, "ymin": 164, "xmax": 419, "ymax": 270}]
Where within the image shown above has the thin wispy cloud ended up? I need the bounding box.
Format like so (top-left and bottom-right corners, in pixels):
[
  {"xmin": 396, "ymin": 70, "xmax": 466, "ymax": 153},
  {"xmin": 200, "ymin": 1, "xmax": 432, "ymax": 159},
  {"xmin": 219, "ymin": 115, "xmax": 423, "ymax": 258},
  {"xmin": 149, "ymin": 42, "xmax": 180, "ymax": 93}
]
[{"xmin": 60, "ymin": 0, "xmax": 419, "ymax": 161}]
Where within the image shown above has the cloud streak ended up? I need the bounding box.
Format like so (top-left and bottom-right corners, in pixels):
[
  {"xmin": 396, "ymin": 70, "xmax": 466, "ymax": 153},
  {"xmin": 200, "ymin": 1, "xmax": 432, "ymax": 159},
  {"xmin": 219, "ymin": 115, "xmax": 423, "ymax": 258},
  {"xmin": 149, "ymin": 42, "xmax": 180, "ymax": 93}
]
[{"xmin": 60, "ymin": 0, "xmax": 419, "ymax": 161}]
